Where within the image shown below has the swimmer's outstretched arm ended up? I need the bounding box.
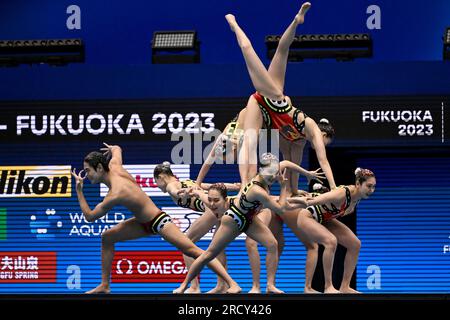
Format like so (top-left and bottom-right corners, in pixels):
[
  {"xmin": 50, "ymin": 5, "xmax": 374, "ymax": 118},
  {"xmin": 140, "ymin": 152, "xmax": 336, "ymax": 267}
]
[
  {"xmin": 195, "ymin": 143, "xmax": 218, "ymax": 187},
  {"xmin": 200, "ymin": 182, "xmax": 241, "ymax": 192},
  {"xmin": 306, "ymin": 123, "xmax": 336, "ymax": 189},
  {"xmin": 196, "ymin": 163, "xmax": 213, "ymax": 187},
  {"xmin": 255, "ymin": 169, "xmax": 289, "ymax": 215},
  {"xmin": 222, "ymin": 183, "xmax": 241, "ymax": 191},
  {"xmin": 287, "ymin": 187, "xmax": 344, "ymax": 209},
  {"xmin": 196, "ymin": 149, "xmax": 241, "ymax": 191},
  {"xmin": 71, "ymin": 168, "xmax": 118, "ymax": 222},
  {"xmin": 280, "ymin": 160, "xmax": 325, "ymax": 183}
]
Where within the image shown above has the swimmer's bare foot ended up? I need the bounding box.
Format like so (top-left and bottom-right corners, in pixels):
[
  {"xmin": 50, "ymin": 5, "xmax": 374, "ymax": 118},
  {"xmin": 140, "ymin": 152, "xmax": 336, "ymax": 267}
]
[
  {"xmin": 207, "ymin": 284, "xmax": 229, "ymax": 294},
  {"xmin": 248, "ymin": 286, "xmax": 261, "ymax": 294},
  {"xmin": 304, "ymin": 287, "xmax": 321, "ymax": 294},
  {"xmin": 295, "ymin": 2, "xmax": 311, "ymax": 25},
  {"xmin": 266, "ymin": 285, "xmax": 285, "ymax": 294},
  {"xmin": 173, "ymin": 283, "xmax": 188, "ymax": 294},
  {"xmin": 340, "ymin": 286, "xmax": 361, "ymax": 294},
  {"xmin": 226, "ymin": 283, "xmax": 242, "ymax": 294},
  {"xmin": 324, "ymin": 286, "xmax": 341, "ymax": 294},
  {"xmin": 185, "ymin": 286, "xmax": 201, "ymax": 294},
  {"xmin": 225, "ymin": 14, "xmax": 237, "ymax": 32},
  {"xmin": 85, "ymin": 283, "xmax": 110, "ymax": 294}
]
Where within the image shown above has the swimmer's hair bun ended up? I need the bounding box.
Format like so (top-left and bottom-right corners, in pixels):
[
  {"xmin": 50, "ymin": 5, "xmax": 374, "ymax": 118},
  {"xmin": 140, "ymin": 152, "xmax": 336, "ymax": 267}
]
[
  {"xmin": 313, "ymin": 183, "xmax": 323, "ymax": 191},
  {"xmin": 354, "ymin": 167, "xmax": 362, "ymax": 175},
  {"xmin": 162, "ymin": 161, "xmax": 171, "ymax": 168},
  {"xmin": 319, "ymin": 118, "xmax": 330, "ymax": 124}
]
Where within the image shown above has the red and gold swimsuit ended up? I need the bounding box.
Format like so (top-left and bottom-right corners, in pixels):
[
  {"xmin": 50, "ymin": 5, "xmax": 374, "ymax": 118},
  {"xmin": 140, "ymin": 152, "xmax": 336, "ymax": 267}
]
[
  {"xmin": 252, "ymin": 92, "xmax": 308, "ymax": 142},
  {"xmin": 307, "ymin": 186, "xmax": 355, "ymax": 224}
]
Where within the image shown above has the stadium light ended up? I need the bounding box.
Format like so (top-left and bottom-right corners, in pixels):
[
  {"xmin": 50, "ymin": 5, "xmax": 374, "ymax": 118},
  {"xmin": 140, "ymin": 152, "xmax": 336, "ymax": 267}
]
[
  {"xmin": 151, "ymin": 30, "xmax": 200, "ymax": 64},
  {"xmin": 265, "ymin": 33, "xmax": 372, "ymax": 62},
  {"xmin": 444, "ymin": 27, "xmax": 450, "ymax": 61},
  {"xmin": 0, "ymin": 38, "xmax": 85, "ymax": 67}
]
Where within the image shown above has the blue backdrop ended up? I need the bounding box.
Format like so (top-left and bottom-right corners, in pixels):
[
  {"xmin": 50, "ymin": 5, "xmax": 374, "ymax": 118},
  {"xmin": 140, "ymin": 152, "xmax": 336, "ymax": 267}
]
[
  {"xmin": 1, "ymin": 0, "xmax": 449, "ymax": 64},
  {"xmin": 0, "ymin": 0, "xmax": 450, "ymax": 100}
]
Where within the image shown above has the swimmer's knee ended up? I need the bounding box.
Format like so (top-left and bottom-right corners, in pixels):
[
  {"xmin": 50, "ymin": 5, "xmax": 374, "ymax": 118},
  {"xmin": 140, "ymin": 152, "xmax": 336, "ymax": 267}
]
[
  {"xmin": 323, "ymin": 235, "xmax": 338, "ymax": 250},
  {"xmin": 245, "ymin": 237, "xmax": 258, "ymax": 250},
  {"xmin": 265, "ymin": 237, "xmax": 278, "ymax": 252},
  {"xmin": 184, "ymin": 246, "xmax": 202, "ymax": 259},
  {"xmin": 101, "ymin": 229, "xmax": 117, "ymax": 245},
  {"xmin": 347, "ymin": 238, "xmax": 361, "ymax": 252},
  {"xmin": 200, "ymin": 249, "xmax": 218, "ymax": 264}
]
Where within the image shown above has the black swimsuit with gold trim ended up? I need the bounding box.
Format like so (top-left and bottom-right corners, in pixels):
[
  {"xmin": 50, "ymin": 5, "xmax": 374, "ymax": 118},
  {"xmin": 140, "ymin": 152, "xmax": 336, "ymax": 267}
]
[
  {"xmin": 224, "ymin": 180, "xmax": 266, "ymax": 232},
  {"xmin": 141, "ymin": 211, "xmax": 172, "ymax": 234},
  {"xmin": 218, "ymin": 114, "xmax": 242, "ymax": 156},
  {"xmin": 177, "ymin": 179, "xmax": 206, "ymax": 212}
]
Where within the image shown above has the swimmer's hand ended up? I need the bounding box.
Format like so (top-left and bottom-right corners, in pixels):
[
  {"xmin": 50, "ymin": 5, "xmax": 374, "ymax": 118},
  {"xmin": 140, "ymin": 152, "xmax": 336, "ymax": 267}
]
[
  {"xmin": 177, "ymin": 187, "xmax": 199, "ymax": 199},
  {"xmin": 100, "ymin": 142, "xmax": 121, "ymax": 156},
  {"xmin": 177, "ymin": 188, "xmax": 190, "ymax": 198},
  {"xmin": 71, "ymin": 168, "xmax": 86, "ymax": 191},
  {"xmin": 306, "ymin": 168, "xmax": 325, "ymax": 184},
  {"xmin": 277, "ymin": 168, "xmax": 288, "ymax": 186},
  {"xmin": 282, "ymin": 201, "xmax": 298, "ymax": 212},
  {"xmin": 189, "ymin": 187, "xmax": 204, "ymax": 198},
  {"xmin": 195, "ymin": 182, "xmax": 202, "ymax": 189},
  {"xmin": 286, "ymin": 196, "xmax": 310, "ymax": 209}
]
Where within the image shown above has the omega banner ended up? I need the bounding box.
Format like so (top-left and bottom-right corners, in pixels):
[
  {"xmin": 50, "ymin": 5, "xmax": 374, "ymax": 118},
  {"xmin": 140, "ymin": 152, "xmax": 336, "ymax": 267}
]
[{"xmin": 0, "ymin": 96, "xmax": 448, "ymax": 146}]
